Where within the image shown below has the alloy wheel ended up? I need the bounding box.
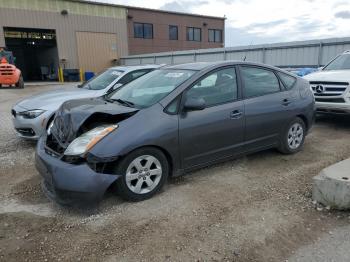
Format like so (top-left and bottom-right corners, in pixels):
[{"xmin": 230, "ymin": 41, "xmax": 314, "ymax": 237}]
[
  {"xmin": 287, "ymin": 123, "xmax": 304, "ymax": 149},
  {"xmin": 125, "ymin": 155, "xmax": 162, "ymax": 194}
]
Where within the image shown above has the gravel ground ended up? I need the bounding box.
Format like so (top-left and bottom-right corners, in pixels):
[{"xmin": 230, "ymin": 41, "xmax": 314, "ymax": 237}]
[{"xmin": 0, "ymin": 84, "xmax": 350, "ymax": 262}]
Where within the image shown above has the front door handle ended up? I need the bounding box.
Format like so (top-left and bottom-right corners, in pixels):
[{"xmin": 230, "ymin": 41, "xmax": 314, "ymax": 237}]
[
  {"xmin": 230, "ymin": 110, "xmax": 242, "ymax": 119},
  {"xmin": 282, "ymin": 99, "xmax": 291, "ymax": 106}
]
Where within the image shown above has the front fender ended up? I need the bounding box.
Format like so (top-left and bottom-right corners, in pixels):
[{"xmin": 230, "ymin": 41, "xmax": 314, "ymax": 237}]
[{"xmin": 89, "ymin": 104, "xmax": 180, "ymax": 171}]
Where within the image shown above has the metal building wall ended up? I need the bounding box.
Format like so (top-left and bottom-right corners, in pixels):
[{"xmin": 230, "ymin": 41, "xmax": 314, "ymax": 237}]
[
  {"xmin": 121, "ymin": 37, "xmax": 350, "ymax": 68},
  {"xmin": 0, "ymin": 0, "xmax": 129, "ymax": 70}
]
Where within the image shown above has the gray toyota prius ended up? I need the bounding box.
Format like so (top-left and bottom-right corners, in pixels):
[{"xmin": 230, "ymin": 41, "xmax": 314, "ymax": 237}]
[{"xmin": 35, "ymin": 61, "xmax": 315, "ymax": 204}]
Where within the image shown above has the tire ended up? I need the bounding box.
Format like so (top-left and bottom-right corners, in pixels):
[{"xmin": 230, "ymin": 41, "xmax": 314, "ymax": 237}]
[
  {"xmin": 278, "ymin": 117, "xmax": 306, "ymax": 154},
  {"xmin": 16, "ymin": 75, "xmax": 24, "ymax": 89},
  {"xmin": 115, "ymin": 147, "xmax": 169, "ymax": 201}
]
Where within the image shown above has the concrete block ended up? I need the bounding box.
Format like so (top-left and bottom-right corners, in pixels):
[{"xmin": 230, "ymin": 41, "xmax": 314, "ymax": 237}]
[{"xmin": 313, "ymin": 158, "xmax": 350, "ymax": 210}]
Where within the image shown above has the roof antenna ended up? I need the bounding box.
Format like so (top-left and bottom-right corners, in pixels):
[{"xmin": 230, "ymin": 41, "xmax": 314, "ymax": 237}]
[{"xmin": 242, "ymin": 40, "xmax": 253, "ymax": 61}]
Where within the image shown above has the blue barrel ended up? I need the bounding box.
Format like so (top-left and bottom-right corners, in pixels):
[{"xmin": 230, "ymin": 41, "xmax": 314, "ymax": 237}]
[{"xmin": 84, "ymin": 71, "xmax": 95, "ymax": 81}]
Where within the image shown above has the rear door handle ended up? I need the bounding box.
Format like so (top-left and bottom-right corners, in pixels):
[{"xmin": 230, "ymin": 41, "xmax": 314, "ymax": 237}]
[
  {"xmin": 282, "ymin": 99, "xmax": 291, "ymax": 106},
  {"xmin": 230, "ymin": 110, "xmax": 242, "ymax": 119}
]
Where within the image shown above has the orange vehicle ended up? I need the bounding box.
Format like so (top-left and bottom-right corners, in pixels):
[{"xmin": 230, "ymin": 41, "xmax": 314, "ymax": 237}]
[{"xmin": 0, "ymin": 47, "xmax": 24, "ymax": 88}]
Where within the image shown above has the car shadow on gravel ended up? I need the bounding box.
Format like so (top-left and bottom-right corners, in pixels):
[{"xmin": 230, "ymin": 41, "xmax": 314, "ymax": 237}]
[{"xmin": 316, "ymin": 114, "xmax": 350, "ymax": 129}]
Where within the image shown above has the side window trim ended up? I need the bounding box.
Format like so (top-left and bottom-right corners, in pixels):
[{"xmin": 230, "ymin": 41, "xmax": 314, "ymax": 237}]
[
  {"xmin": 237, "ymin": 65, "xmax": 283, "ymax": 99},
  {"xmin": 276, "ymin": 71, "xmax": 297, "ymax": 91},
  {"xmin": 164, "ymin": 96, "xmax": 181, "ymax": 115},
  {"xmin": 182, "ymin": 66, "xmax": 240, "ymax": 109}
]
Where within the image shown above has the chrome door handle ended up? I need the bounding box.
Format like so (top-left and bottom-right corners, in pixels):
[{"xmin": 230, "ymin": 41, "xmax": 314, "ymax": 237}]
[
  {"xmin": 282, "ymin": 99, "xmax": 291, "ymax": 106},
  {"xmin": 230, "ymin": 110, "xmax": 242, "ymax": 119}
]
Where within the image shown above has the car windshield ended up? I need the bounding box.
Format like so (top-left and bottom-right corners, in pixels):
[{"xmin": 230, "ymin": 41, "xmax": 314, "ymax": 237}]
[
  {"xmin": 323, "ymin": 54, "xmax": 350, "ymax": 71},
  {"xmin": 81, "ymin": 69, "xmax": 124, "ymax": 90},
  {"xmin": 107, "ymin": 69, "xmax": 196, "ymax": 108}
]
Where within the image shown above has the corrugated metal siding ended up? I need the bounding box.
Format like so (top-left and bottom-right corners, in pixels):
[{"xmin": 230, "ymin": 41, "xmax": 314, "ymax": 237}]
[
  {"xmin": 322, "ymin": 43, "xmax": 350, "ymax": 65},
  {"xmin": 0, "ymin": 0, "xmax": 125, "ymax": 18},
  {"xmin": 196, "ymin": 53, "xmax": 225, "ymax": 62},
  {"xmin": 155, "ymin": 56, "xmax": 172, "ymax": 64},
  {"xmin": 173, "ymin": 54, "xmax": 196, "ymax": 64},
  {"xmin": 140, "ymin": 57, "xmax": 155, "ymax": 64},
  {"xmin": 76, "ymin": 32, "xmax": 118, "ymax": 73},
  {"xmin": 0, "ymin": 7, "xmax": 129, "ymax": 70},
  {"xmin": 121, "ymin": 37, "xmax": 350, "ymax": 68}
]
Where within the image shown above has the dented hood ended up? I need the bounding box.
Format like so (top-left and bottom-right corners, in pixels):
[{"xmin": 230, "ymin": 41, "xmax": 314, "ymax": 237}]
[{"xmin": 51, "ymin": 97, "xmax": 138, "ymax": 148}]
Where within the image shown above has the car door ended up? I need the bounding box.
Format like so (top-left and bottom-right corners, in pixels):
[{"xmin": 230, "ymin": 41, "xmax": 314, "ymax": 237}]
[
  {"xmin": 239, "ymin": 65, "xmax": 292, "ymax": 151},
  {"xmin": 179, "ymin": 67, "xmax": 245, "ymax": 169}
]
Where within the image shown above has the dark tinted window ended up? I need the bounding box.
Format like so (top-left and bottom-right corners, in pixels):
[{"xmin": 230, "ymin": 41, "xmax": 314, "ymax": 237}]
[
  {"xmin": 208, "ymin": 29, "xmax": 222, "ymax": 42},
  {"xmin": 241, "ymin": 66, "xmax": 280, "ymax": 98},
  {"xmin": 134, "ymin": 23, "xmax": 153, "ymax": 39},
  {"xmin": 277, "ymin": 71, "xmax": 296, "ymax": 90},
  {"xmin": 186, "ymin": 67, "xmax": 237, "ymax": 107},
  {"xmin": 134, "ymin": 23, "xmax": 143, "ymax": 38},
  {"xmin": 143, "ymin": 24, "xmax": 153, "ymax": 39},
  {"xmin": 169, "ymin": 25, "xmax": 178, "ymax": 40},
  {"xmin": 187, "ymin": 27, "xmax": 201, "ymax": 41},
  {"xmin": 118, "ymin": 69, "xmax": 153, "ymax": 85}
]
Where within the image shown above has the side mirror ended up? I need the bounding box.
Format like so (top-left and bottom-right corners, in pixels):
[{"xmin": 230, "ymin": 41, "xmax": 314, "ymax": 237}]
[{"xmin": 184, "ymin": 97, "xmax": 206, "ymax": 111}]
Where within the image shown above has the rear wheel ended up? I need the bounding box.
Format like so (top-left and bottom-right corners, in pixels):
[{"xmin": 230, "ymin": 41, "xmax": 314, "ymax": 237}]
[
  {"xmin": 278, "ymin": 117, "xmax": 306, "ymax": 154},
  {"xmin": 16, "ymin": 75, "xmax": 24, "ymax": 89},
  {"xmin": 115, "ymin": 147, "xmax": 169, "ymax": 201}
]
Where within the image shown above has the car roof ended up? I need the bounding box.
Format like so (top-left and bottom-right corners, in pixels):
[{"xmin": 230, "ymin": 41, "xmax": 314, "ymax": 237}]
[{"xmin": 163, "ymin": 60, "xmax": 283, "ymax": 71}]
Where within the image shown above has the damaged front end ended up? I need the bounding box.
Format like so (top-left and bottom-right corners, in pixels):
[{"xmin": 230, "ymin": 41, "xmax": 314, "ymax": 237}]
[{"xmin": 36, "ymin": 97, "xmax": 138, "ymax": 204}]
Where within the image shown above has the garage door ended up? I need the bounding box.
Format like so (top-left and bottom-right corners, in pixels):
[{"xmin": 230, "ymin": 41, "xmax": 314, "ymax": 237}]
[{"xmin": 76, "ymin": 32, "xmax": 118, "ymax": 73}]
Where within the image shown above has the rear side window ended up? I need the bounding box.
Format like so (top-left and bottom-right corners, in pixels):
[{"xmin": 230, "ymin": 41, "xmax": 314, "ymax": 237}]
[
  {"xmin": 277, "ymin": 72, "xmax": 296, "ymax": 90},
  {"xmin": 240, "ymin": 66, "xmax": 280, "ymax": 98}
]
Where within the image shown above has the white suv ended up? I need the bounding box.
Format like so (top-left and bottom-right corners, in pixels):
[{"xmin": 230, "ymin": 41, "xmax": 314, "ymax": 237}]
[{"xmin": 304, "ymin": 50, "xmax": 350, "ymax": 114}]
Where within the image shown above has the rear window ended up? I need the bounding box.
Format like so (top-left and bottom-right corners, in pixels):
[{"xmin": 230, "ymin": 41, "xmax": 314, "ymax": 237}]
[{"xmin": 277, "ymin": 72, "xmax": 296, "ymax": 90}]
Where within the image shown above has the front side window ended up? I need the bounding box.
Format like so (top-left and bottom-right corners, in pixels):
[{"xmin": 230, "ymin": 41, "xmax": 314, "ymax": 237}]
[
  {"xmin": 240, "ymin": 66, "xmax": 280, "ymax": 98},
  {"xmin": 108, "ymin": 69, "xmax": 196, "ymax": 108},
  {"xmin": 169, "ymin": 25, "xmax": 178, "ymax": 40},
  {"xmin": 208, "ymin": 29, "xmax": 222, "ymax": 43},
  {"xmin": 134, "ymin": 23, "xmax": 153, "ymax": 39},
  {"xmin": 187, "ymin": 27, "xmax": 201, "ymax": 41},
  {"xmin": 323, "ymin": 54, "xmax": 350, "ymax": 70},
  {"xmin": 81, "ymin": 69, "xmax": 124, "ymax": 90},
  {"xmin": 186, "ymin": 67, "xmax": 238, "ymax": 107}
]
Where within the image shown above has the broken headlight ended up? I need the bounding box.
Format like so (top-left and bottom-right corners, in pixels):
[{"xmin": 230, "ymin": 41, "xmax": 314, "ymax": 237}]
[{"xmin": 64, "ymin": 125, "xmax": 118, "ymax": 156}]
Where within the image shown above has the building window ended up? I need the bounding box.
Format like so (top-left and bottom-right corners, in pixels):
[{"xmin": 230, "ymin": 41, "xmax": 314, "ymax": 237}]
[
  {"xmin": 208, "ymin": 29, "xmax": 222, "ymax": 43},
  {"xmin": 169, "ymin": 25, "xmax": 178, "ymax": 40},
  {"xmin": 187, "ymin": 27, "xmax": 201, "ymax": 42},
  {"xmin": 134, "ymin": 23, "xmax": 153, "ymax": 39}
]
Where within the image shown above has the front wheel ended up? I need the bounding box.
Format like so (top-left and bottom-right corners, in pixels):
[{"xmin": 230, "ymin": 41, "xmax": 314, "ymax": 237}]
[
  {"xmin": 16, "ymin": 75, "xmax": 24, "ymax": 89},
  {"xmin": 115, "ymin": 147, "xmax": 169, "ymax": 201},
  {"xmin": 278, "ymin": 117, "xmax": 306, "ymax": 154}
]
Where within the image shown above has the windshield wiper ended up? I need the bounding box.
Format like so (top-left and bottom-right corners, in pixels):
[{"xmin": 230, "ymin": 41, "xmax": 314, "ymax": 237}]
[{"xmin": 106, "ymin": 98, "xmax": 135, "ymax": 107}]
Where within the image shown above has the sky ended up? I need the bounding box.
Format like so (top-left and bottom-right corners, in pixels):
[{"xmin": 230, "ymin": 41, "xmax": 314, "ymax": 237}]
[{"xmin": 88, "ymin": 0, "xmax": 350, "ymax": 47}]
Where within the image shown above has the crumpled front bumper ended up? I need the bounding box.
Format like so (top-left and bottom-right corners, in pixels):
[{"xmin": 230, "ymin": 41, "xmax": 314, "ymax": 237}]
[{"xmin": 35, "ymin": 136, "xmax": 120, "ymax": 205}]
